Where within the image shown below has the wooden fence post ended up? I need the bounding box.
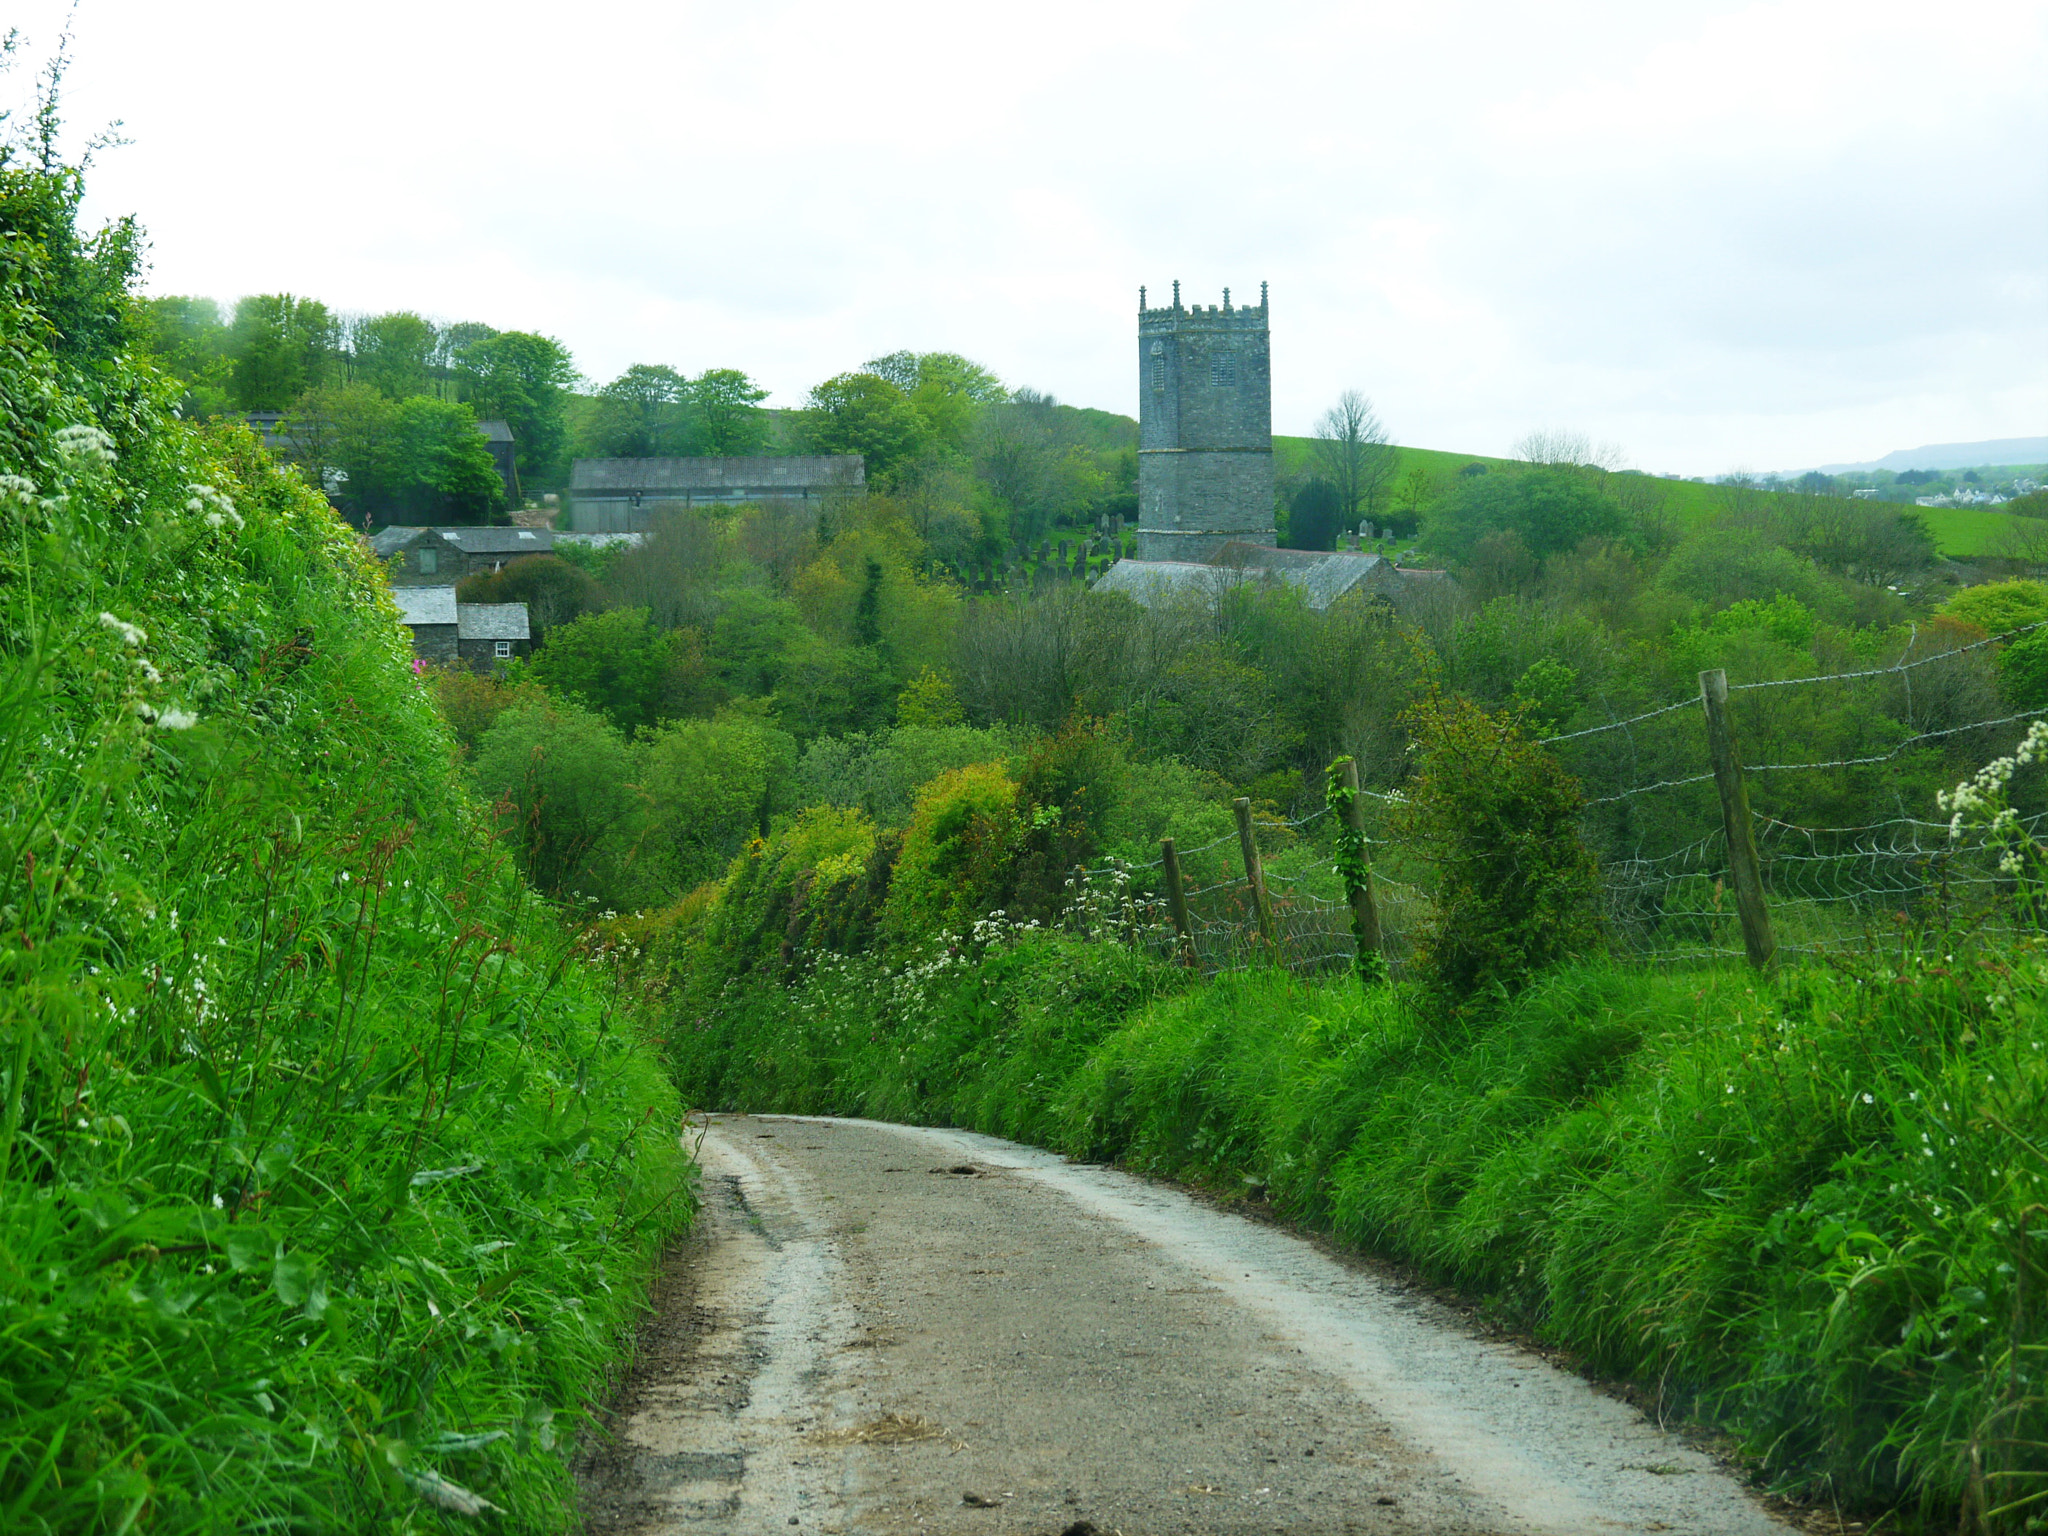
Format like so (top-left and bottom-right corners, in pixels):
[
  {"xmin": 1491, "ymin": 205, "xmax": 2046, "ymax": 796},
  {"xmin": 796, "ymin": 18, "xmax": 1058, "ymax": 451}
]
[
  {"xmin": 1699, "ymin": 669, "xmax": 1777, "ymax": 970},
  {"xmin": 1233, "ymin": 797, "xmax": 1277, "ymax": 956},
  {"xmin": 1159, "ymin": 837, "xmax": 1196, "ymax": 966},
  {"xmin": 1335, "ymin": 758, "xmax": 1385, "ymax": 975}
]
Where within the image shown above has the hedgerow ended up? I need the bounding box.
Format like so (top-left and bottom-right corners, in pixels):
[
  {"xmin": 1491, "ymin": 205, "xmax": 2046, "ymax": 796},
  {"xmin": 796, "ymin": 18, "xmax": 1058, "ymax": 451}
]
[{"xmin": 1, "ymin": 154, "xmax": 686, "ymax": 1531}]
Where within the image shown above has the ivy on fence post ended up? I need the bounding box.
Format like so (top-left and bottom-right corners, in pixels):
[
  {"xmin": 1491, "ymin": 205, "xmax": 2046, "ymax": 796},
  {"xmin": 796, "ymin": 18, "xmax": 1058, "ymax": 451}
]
[{"xmin": 1326, "ymin": 756, "xmax": 1389, "ymax": 985}]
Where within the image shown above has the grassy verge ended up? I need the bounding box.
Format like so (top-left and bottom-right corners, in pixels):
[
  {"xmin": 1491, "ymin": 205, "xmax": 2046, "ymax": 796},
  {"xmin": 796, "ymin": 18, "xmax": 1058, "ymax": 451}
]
[
  {"xmin": 2, "ymin": 393, "xmax": 688, "ymax": 1524},
  {"xmin": 661, "ymin": 931, "xmax": 2048, "ymax": 1530}
]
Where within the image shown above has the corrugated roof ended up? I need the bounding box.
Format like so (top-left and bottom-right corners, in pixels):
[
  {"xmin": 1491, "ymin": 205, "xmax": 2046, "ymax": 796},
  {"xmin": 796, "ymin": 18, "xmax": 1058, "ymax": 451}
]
[
  {"xmin": 394, "ymin": 586, "xmax": 459, "ymax": 626},
  {"xmin": 569, "ymin": 455, "xmax": 866, "ymax": 493},
  {"xmin": 457, "ymin": 603, "xmax": 531, "ymax": 641}
]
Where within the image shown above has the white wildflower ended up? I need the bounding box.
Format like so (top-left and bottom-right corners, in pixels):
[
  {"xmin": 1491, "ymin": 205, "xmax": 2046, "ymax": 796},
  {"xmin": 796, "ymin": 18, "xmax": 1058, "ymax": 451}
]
[
  {"xmin": 54, "ymin": 424, "xmax": 117, "ymax": 465},
  {"xmin": 0, "ymin": 473, "xmax": 36, "ymax": 503},
  {"xmin": 98, "ymin": 612, "xmax": 147, "ymax": 647},
  {"xmin": 155, "ymin": 709, "xmax": 199, "ymax": 731}
]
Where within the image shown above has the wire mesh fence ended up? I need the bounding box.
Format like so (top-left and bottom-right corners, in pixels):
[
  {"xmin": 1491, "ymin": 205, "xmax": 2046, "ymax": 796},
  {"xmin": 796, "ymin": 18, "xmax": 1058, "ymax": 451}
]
[{"xmin": 1053, "ymin": 623, "xmax": 2048, "ymax": 982}]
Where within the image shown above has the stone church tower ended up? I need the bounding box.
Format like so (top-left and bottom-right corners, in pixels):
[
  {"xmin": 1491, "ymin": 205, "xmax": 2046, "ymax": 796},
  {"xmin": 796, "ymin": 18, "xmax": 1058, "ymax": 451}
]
[{"xmin": 1136, "ymin": 281, "xmax": 1275, "ymax": 561}]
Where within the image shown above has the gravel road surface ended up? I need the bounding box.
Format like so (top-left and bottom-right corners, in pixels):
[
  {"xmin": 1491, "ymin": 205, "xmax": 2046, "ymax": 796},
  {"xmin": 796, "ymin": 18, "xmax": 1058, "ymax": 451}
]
[{"xmin": 578, "ymin": 1114, "xmax": 1788, "ymax": 1535}]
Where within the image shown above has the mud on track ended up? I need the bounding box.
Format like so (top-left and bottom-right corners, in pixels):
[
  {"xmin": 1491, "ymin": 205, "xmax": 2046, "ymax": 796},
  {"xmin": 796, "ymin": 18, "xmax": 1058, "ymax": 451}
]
[{"xmin": 578, "ymin": 1115, "xmax": 1789, "ymax": 1536}]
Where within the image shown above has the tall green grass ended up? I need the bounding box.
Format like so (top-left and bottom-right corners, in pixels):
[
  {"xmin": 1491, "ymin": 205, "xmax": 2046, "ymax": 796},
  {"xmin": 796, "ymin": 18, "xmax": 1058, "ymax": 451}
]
[
  {"xmin": 1, "ymin": 405, "xmax": 688, "ymax": 1524},
  {"xmin": 664, "ymin": 929, "xmax": 2048, "ymax": 1529}
]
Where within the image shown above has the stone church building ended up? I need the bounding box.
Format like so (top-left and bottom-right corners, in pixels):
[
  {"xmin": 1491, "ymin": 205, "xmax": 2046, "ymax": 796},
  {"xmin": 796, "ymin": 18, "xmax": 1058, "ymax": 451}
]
[
  {"xmin": 1098, "ymin": 282, "xmax": 1448, "ymax": 612},
  {"xmin": 1135, "ymin": 281, "xmax": 1276, "ymax": 561}
]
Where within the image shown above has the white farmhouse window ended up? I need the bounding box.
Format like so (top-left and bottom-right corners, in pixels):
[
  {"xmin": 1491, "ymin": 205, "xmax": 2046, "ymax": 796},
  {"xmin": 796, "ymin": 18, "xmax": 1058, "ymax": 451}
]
[{"xmin": 495, "ymin": 641, "xmax": 512, "ymax": 658}]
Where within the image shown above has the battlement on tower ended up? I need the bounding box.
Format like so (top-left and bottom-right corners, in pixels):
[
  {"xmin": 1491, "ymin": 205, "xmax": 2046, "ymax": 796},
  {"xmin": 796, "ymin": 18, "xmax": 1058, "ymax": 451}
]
[{"xmin": 1138, "ymin": 282, "xmax": 1270, "ymax": 333}]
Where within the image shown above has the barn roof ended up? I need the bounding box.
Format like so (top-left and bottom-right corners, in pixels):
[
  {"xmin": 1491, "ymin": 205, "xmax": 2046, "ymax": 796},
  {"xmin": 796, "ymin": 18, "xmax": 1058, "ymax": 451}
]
[
  {"xmin": 457, "ymin": 603, "xmax": 531, "ymax": 642},
  {"xmin": 393, "ymin": 586, "xmax": 459, "ymax": 627},
  {"xmin": 569, "ymin": 455, "xmax": 866, "ymax": 494},
  {"xmin": 1094, "ymin": 545, "xmax": 1407, "ymax": 612}
]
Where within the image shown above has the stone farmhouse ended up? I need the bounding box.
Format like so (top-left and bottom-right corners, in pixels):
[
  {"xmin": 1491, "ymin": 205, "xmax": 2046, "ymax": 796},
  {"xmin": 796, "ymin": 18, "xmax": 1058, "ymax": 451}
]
[
  {"xmin": 391, "ymin": 587, "xmax": 532, "ymax": 667},
  {"xmin": 371, "ymin": 525, "xmax": 638, "ymax": 586},
  {"xmin": 566, "ymin": 455, "xmax": 866, "ymax": 532}
]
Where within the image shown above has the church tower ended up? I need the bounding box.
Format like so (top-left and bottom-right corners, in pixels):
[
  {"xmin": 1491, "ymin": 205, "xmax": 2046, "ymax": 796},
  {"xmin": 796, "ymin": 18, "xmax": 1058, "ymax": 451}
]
[{"xmin": 1136, "ymin": 281, "xmax": 1275, "ymax": 561}]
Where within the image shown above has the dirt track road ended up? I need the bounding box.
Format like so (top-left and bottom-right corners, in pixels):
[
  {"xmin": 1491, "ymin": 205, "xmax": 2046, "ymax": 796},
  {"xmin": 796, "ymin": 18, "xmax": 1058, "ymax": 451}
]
[{"xmin": 578, "ymin": 1114, "xmax": 1788, "ymax": 1535}]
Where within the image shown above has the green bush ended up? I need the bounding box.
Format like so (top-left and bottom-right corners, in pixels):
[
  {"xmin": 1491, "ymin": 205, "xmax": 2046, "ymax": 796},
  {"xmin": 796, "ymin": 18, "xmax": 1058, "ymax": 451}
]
[
  {"xmin": 1395, "ymin": 693, "xmax": 1603, "ymax": 1006},
  {"xmin": 881, "ymin": 760, "xmax": 1018, "ymax": 941},
  {"xmin": 1941, "ymin": 579, "xmax": 2048, "ymax": 638}
]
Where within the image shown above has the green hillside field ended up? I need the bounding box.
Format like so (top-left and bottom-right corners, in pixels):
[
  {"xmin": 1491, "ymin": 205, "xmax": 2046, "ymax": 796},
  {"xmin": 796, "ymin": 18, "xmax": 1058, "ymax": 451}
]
[{"xmin": 1271, "ymin": 435, "xmax": 2035, "ymax": 559}]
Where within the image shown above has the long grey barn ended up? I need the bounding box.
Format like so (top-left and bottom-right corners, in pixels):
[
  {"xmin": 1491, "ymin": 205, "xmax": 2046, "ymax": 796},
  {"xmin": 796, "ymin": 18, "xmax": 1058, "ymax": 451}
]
[{"xmin": 568, "ymin": 455, "xmax": 866, "ymax": 532}]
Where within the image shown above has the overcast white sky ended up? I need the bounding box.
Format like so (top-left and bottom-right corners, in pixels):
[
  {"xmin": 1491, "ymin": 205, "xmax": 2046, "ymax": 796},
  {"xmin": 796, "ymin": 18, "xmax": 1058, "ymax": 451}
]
[{"xmin": 13, "ymin": 0, "xmax": 2047, "ymax": 474}]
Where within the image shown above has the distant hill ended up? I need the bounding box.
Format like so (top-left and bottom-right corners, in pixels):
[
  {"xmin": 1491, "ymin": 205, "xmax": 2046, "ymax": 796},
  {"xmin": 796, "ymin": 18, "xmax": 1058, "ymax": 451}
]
[{"xmin": 1809, "ymin": 436, "xmax": 2048, "ymax": 475}]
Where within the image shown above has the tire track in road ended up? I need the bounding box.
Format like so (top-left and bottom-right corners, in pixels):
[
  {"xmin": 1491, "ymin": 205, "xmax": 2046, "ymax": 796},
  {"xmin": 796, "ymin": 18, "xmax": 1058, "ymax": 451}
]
[{"xmin": 580, "ymin": 1114, "xmax": 1788, "ymax": 1535}]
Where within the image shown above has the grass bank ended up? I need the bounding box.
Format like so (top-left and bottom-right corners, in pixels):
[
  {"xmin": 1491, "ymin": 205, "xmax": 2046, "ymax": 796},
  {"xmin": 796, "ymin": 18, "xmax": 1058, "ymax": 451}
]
[
  {"xmin": 658, "ymin": 930, "xmax": 2048, "ymax": 1531},
  {"xmin": 1, "ymin": 187, "xmax": 689, "ymax": 1527}
]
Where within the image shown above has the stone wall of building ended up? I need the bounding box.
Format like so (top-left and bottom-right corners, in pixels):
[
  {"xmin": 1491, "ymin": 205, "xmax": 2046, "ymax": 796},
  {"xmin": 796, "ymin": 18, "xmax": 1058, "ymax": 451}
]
[{"xmin": 1136, "ymin": 284, "xmax": 1276, "ymax": 562}]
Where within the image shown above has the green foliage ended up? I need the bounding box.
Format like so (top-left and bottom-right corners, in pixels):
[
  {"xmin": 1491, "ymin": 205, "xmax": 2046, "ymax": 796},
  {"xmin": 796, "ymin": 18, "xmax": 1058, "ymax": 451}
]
[
  {"xmin": 577, "ymin": 364, "xmax": 771, "ymax": 459},
  {"xmin": 1424, "ymin": 465, "xmax": 1624, "ymax": 563},
  {"xmin": 0, "ymin": 155, "xmax": 143, "ymax": 377},
  {"xmin": 528, "ymin": 606, "xmax": 713, "ymax": 735},
  {"xmin": 1657, "ymin": 527, "xmax": 1839, "ymax": 614},
  {"xmin": 457, "ymin": 553, "xmax": 609, "ymax": 639},
  {"xmin": 798, "ymin": 371, "xmax": 932, "ymax": 481},
  {"xmin": 1323, "ymin": 758, "xmax": 1386, "ymax": 984},
  {"xmin": 471, "ymin": 698, "xmax": 649, "ymax": 899},
  {"xmin": 702, "ymin": 806, "xmax": 881, "ymax": 979},
  {"xmin": 285, "ymin": 385, "xmax": 503, "ymax": 524},
  {"xmin": 1941, "ymin": 579, "xmax": 2048, "ymax": 637},
  {"xmin": 895, "ymin": 666, "xmax": 964, "ymax": 727},
  {"xmin": 709, "ymin": 588, "xmax": 808, "ymax": 695},
  {"xmin": 795, "ymin": 722, "xmax": 1019, "ymax": 827},
  {"xmin": 642, "ymin": 711, "xmax": 798, "ymax": 888},
  {"xmin": 1395, "ymin": 694, "xmax": 1602, "ymax": 1006},
  {"xmin": 882, "ymin": 760, "xmax": 1018, "ymax": 940},
  {"xmin": 0, "ymin": 170, "xmax": 686, "ymax": 1532},
  {"xmin": 138, "ymin": 294, "xmax": 231, "ymax": 413},
  {"xmin": 2000, "ymin": 631, "xmax": 2048, "ymax": 709},
  {"xmin": 1286, "ymin": 475, "xmax": 1343, "ymax": 551},
  {"xmin": 228, "ymin": 293, "xmax": 337, "ymax": 410},
  {"xmin": 452, "ymin": 330, "xmax": 577, "ymax": 483}
]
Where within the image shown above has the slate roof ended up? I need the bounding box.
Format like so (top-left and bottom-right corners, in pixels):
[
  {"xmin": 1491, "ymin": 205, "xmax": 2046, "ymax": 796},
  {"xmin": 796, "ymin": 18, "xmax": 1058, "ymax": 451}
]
[
  {"xmin": 393, "ymin": 586, "xmax": 459, "ymax": 627},
  {"xmin": 1094, "ymin": 544, "xmax": 1414, "ymax": 612},
  {"xmin": 474, "ymin": 418, "xmax": 515, "ymax": 443},
  {"xmin": 1091, "ymin": 560, "xmax": 1235, "ymax": 606},
  {"xmin": 569, "ymin": 455, "xmax": 866, "ymax": 495},
  {"xmin": 1210, "ymin": 542, "xmax": 1396, "ymax": 608},
  {"xmin": 457, "ymin": 604, "xmax": 531, "ymax": 642},
  {"xmin": 371, "ymin": 526, "xmax": 554, "ymax": 557}
]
